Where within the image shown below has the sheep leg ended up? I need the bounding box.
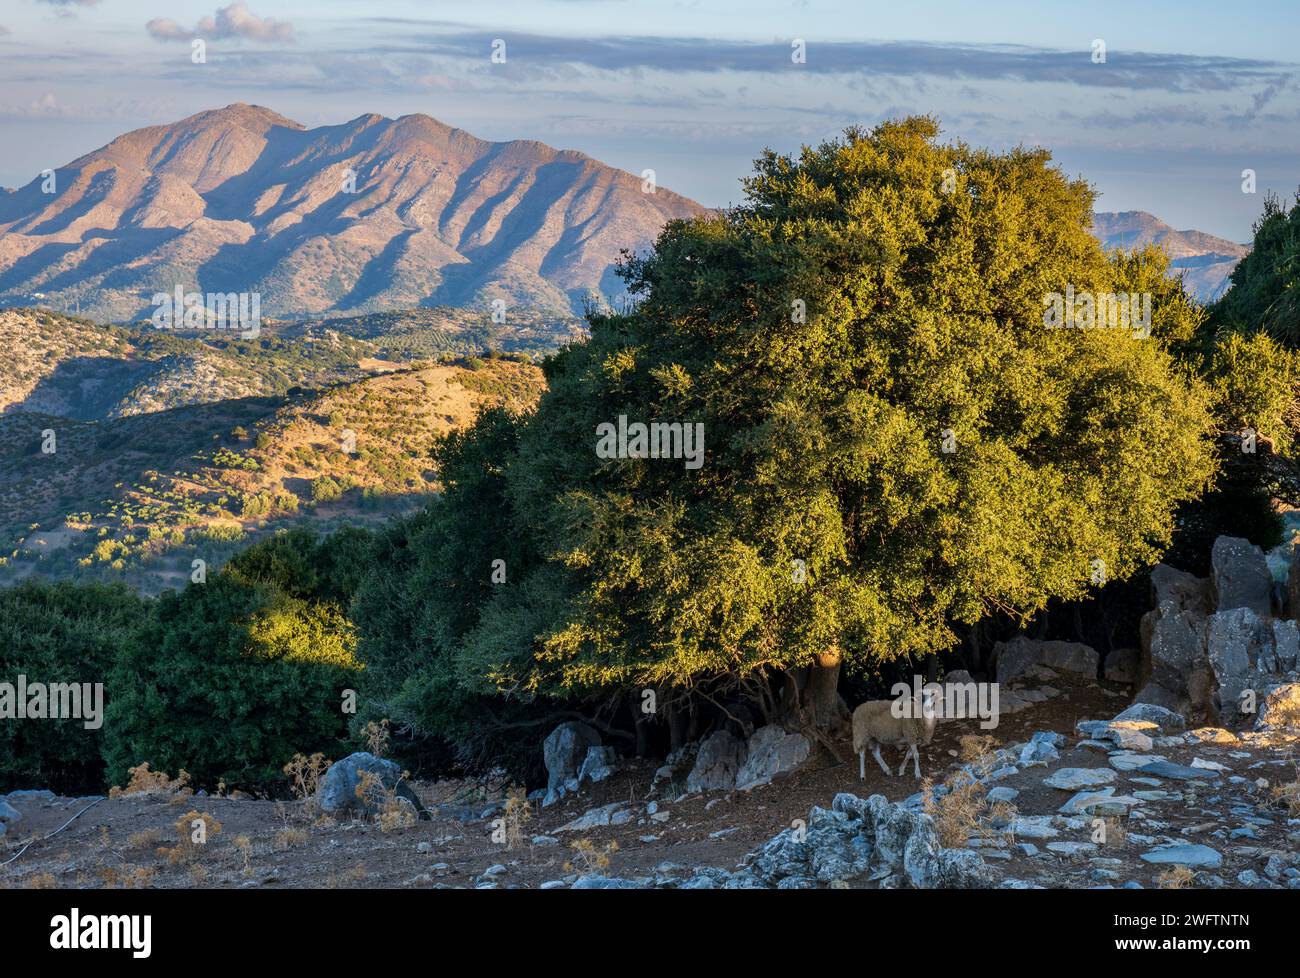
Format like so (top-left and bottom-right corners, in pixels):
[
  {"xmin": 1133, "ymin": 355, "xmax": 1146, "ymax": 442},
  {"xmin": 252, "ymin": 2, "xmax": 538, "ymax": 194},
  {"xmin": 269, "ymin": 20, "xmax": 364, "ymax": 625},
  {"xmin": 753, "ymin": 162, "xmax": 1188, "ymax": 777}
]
[
  {"xmin": 911, "ymin": 744, "xmax": 922, "ymax": 779},
  {"xmin": 858, "ymin": 749, "xmax": 865, "ymax": 780},
  {"xmin": 896, "ymin": 746, "xmax": 911, "ymax": 777},
  {"xmin": 871, "ymin": 743, "xmax": 892, "ymax": 776}
]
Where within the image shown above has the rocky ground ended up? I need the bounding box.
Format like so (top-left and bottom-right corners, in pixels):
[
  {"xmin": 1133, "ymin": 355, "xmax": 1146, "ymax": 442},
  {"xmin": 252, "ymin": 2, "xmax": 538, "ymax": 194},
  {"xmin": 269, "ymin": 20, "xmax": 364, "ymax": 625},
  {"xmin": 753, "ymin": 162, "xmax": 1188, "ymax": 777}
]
[{"xmin": 2, "ymin": 668, "xmax": 1297, "ymax": 890}]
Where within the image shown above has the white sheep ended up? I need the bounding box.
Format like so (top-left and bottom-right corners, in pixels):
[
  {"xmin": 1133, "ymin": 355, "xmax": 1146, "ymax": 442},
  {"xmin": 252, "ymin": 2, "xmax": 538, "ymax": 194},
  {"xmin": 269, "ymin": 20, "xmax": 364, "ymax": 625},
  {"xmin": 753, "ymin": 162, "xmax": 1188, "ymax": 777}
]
[{"xmin": 851, "ymin": 687, "xmax": 939, "ymax": 779}]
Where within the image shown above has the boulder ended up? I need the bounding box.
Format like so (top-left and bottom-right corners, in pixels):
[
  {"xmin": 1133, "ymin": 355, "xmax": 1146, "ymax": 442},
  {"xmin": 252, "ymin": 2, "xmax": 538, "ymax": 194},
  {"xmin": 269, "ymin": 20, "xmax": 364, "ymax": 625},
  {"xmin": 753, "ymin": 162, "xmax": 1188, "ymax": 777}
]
[
  {"xmin": 685, "ymin": 729, "xmax": 746, "ymax": 793},
  {"xmin": 577, "ymin": 745, "xmax": 617, "ymax": 786},
  {"xmin": 1255, "ymin": 683, "xmax": 1300, "ymax": 731},
  {"xmin": 317, "ymin": 752, "xmax": 428, "ymax": 819},
  {"xmin": 1043, "ymin": 767, "xmax": 1117, "ymax": 791},
  {"xmin": 735, "ymin": 725, "xmax": 811, "ymax": 791},
  {"xmin": 1139, "ymin": 844, "xmax": 1222, "ymax": 869},
  {"xmin": 1017, "ymin": 739, "xmax": 1059, "ymax": 768},
  {"xmin": 556, "ymin": 802, "xmax": 635, "ymax": 832},
  {"xmin": 0, "ymin": 800, "xmax": 22, "ymax": 825},
  {"xmin": 1211, "ymin": 536, "xmax": 1272, "ymax": 617},
  {"xmin": 1112, "ymin": 703, "xmax": 1186, "ymax": 732},
  {"xmin": 542, "ymin": 721, "xmax": 602, "ymax": 805},
  {"xmin": 1150, "ymin": 563, "xmax": 1213, "ymax": 615},
  {"xmin": 992, "ymin": 636, "xmax": 1099, "ymax": 683}
]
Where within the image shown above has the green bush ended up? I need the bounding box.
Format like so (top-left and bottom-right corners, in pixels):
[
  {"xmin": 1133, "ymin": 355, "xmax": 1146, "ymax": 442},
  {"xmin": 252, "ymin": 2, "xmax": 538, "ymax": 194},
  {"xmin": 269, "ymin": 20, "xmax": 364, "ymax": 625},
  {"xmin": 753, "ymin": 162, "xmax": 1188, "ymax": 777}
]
[
  {"xmin": 0, "ymin": 581, "xmax": 146, "ymax": 793},
  {"xmin": 101, "ymin": 530, "xmax": 370, "ymax": 790}
]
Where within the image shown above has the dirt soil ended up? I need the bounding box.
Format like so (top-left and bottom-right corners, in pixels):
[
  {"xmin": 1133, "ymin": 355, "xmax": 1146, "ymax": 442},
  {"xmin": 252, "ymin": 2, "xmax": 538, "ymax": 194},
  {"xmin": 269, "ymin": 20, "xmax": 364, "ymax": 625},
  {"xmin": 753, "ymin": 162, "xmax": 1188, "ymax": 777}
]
[{"xmin": 2, "ymin": 675, "xmax": 1296, "ymax": 889}]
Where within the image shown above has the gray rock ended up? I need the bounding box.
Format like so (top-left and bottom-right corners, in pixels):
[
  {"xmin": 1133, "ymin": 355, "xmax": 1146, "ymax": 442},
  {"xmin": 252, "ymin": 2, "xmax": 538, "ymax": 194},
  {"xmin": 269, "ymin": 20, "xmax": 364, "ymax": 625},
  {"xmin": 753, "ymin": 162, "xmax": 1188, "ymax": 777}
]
[
  {"xmin": 1140, "ymin": 844, "xmax": 1222, "ymax": 869},
  {"xmin": 1044, "ymin": 767, "xmax": 1117, "ymax": 791},
  {"xmin": 1237, "ymin": 869, "xmax": 1263, "ymax": 886},
  {"xmin": 317, "ymin": 752, "xmax": 428, "ymax": 819},
  {"xmin": 735, "ymin": 725, "xmax": 811, "ymax": 791},
  {"xmin": 571, "ymin": 875, "xmax": 643, "ymax": 889},
  {"xmin": 1207, "ymin": 607, "xmax": 1274, "ymax": 722},
  {"xmin": 0, "ymin": 800, "xmax": 22, "ymax": 825},
  {"xmin": 4, "ymin": 789, "xmax": 55, "ymax": 803},
  {"xmin": 1018, "ymin": 739, "xmax": 1060, "ymax": 768},
  {"xmin": 557, "ymin": 803, "xmax": 635, "ymax": 832},
  {"xmin": 1255, "ymin": 683, "xmax": 1300, "ymax": 731},
  {"xmin": 986, "ymin": 786, "xmax": 1019, "ymax": 804},
  {"xmin": 542, "ymin": 721, "xmax": 602, "ymax": 805},
  {"xmin": 1113, "ymin": 703, "xmax": 1186, "ymax": 732},
  {"xmin": 1009, "ymin": 815, "xmax": 1060, "ymax": 839},
  {"xmin": 1135, "ymin": 760, "xmax": 1218, "ymax": 781},
  {"xmin": 1211, "ymin": 536, "xmax": 1272, "ymax": 617},
  {"xmin": 993, "ymin": 636, "xmax": 1099, "ymax": 683},
  {"xmin": 685, "ymin": 729, "xmax": 746, "ymax": 793},
  {"xmin": 577, "ymin": 745, "xmax": 617, "ymax": 785}
]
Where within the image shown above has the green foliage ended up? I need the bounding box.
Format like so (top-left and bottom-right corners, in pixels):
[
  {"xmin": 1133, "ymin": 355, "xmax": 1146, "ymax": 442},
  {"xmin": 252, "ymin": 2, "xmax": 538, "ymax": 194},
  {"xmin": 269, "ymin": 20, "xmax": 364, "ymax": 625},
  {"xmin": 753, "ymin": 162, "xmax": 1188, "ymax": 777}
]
[
  {"xmin": 101, "ymin": 529, "xmax": 367, "ymax": 789},
  {"xmin": 1215, "ymin": 191, "xmax": 1300, "ymax": 343},
  {"xmin": 355, "ymin": 120, "xmax": 1218, "ymax": 750},
  {"xmin": 0, "ymin": 581, "xmax": 146, "ymax": 793}
]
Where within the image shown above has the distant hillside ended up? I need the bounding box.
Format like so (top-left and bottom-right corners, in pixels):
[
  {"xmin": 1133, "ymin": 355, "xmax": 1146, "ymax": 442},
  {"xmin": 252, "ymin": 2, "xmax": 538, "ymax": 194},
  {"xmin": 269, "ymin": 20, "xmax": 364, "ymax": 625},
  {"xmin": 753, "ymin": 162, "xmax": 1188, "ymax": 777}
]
[
  {"xmin": 0, "ymin": 310, "xmax": 545, "ymax": 593},
  {"xmin": 0, "ymin": 103, "xmax": 706, "ymax": 320},
  {"xmin": 1090, "ymin": 211, "xmax": 1250, "ymax": 302}
]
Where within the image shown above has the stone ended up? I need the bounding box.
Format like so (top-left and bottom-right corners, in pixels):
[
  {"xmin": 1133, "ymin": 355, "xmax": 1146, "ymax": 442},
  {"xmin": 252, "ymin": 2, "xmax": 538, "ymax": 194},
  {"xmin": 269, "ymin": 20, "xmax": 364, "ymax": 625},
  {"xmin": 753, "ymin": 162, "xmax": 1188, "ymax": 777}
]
[
  {"xmin": 993, "ymin": 636, "xmax": 1099, "ymax": 683},
  {"xmin": 1109, "ymin": 752, "xmax": 1167, "ymax": 772},
  {"xmin": 1139, "ymin": 844, "xmax": 1222, "ymax": 869},
  {"xmin": 317, "ymin": 752, "xmax": 428, "ymax": 819},
  {"xmin": 1104, "ymin": 648, "xmax": 1142, "ymax": 684},
  {"xmin": 1060, "ymin": 790, "xmax": 1142, "ymax": 817},
  {"xmin": 1009, "ymin": 816, "xmax": 1059, "ymax": 840},
  {"xmin": 1113, "ymin": 703, "xmax": 1186, "ymax": 732},
  {"xmin": 557, "ymin": 803, "xmax": 635, "ymax": 832},
  {"xmin": 1044, "ymin": 767, "xmax": 1117, "ymax": 791},
  {"xmin": 0, "ymin": 800, "xmax": 22, "ymax": 825},
  {"xmin": 1047, "ymin": 841, "xmax": 1098, "ymax": 858},
  {"xmin": 577, "ymin": 745, "xmax": 617, "ymax": 785},
  {"xmin": 1255, "ymin": 683, "xmax": 1300, "ymax": 731},
  {"xmin": 986, "ymin": 786, "xmax": 1019, "ymax": 804},
  {"xmin": 1018, "ymin": 739, "xmax": 1060, "ymax": 769},
  {"xmin": 1190, "ymin": 757, "xmax": 1231, "ymax": 773},
  {"xmin": 1206, "ymin": 607, "xmax": 1274, "ymax": 721},
  {"xmin": 735, "ymin": 725, "xmax": 811, "ymax": 791},
  {"xmin": 571, "ymin": 875, "xmax": 643, "ymax": 889},
  {"xmin": 1135, "ymin": 760, "xmax": 1218, "ymax": 781},
  {"xmin": 685, "ymin": 729, "xmax": 746, "ymax": 793},
  {"xmin": 1211, "ymin": 536, "xmax": 1272, "ymax": 617},
  {"xmin": 542, "ymin": 721, "xmax": 602, "ymax": 805},
  {"xmin": 1136, "ymin": 567, "xmax": 1217, "ymax": 720}
]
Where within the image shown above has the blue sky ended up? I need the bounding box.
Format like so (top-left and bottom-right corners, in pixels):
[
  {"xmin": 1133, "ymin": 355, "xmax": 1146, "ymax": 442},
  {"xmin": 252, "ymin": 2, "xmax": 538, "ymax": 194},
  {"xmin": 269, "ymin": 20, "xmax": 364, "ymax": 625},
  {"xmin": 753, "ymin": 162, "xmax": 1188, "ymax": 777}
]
[{"xmin": 1, "ymin": 0, "xmax": 1297, "ymax": 240}]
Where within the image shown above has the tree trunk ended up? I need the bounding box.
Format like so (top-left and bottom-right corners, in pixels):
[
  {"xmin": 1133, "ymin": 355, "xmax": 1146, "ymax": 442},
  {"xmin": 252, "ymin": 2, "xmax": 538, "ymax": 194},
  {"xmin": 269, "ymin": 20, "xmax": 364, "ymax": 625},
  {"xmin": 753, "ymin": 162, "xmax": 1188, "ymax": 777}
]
[{"xmin": 801, "ymin": 650, "xmax": 849, "ymax": 733}]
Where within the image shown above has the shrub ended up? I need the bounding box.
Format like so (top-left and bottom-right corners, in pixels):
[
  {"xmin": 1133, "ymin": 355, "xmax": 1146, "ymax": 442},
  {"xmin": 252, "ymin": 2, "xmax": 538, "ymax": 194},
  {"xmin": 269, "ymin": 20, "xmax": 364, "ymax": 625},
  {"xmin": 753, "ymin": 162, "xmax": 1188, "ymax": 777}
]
[
  {"xmin": 0, "ymin": 581, "xmax": 146, "ymax": 793},
  {"xmin": 102, "ymin": 560, "xmax": 362, "ymax": 791}
]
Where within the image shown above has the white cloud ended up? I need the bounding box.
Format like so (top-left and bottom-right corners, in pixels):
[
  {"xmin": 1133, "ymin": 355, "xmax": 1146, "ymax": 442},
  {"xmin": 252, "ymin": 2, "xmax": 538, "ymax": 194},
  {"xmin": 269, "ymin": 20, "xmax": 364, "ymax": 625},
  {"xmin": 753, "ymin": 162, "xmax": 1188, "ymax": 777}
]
[{"xmin": 147, "ymin": 2, "xmax": 294, "ymax": 44}]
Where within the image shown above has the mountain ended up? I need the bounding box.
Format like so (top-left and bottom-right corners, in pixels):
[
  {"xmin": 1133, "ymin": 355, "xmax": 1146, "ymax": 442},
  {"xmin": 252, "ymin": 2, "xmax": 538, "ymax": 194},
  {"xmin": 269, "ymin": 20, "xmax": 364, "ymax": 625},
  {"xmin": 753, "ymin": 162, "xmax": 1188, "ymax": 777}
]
[
  {"xmin": 0, "ymin": 104, "xmax": 705, "ymax": 321},
  {"xmin": 1090, "ymin": 211, "xmax": 1250, "ymax": 303}
]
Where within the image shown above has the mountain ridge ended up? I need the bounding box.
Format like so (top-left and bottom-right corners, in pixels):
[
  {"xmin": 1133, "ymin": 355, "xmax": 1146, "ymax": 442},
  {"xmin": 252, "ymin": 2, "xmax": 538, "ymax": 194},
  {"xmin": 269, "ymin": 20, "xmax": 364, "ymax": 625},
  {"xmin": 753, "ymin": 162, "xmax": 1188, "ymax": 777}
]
[{"xmin": 0, "ymin": 104, "xmax": 705, "ymax": 320}]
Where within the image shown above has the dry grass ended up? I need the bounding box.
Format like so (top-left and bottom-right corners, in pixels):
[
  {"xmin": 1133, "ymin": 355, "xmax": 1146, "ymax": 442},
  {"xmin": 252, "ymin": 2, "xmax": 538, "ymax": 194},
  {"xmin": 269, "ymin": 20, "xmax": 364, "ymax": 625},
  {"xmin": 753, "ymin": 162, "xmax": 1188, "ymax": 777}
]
[
  {"xmin": 160, "ymin": 810, "xmax": 222, "ymax": 865},
  {"xmin": 497, "ymin": 786, "xmax": 532, "ymax": 850},
  {"xmin": 1158, "ymin": 865, "xmax": 1196, "ymax": 889},
  {"xmin": 283, "ymin": 752, "xmax": 330, "ymax": 804},
  {"xmin": 565, "ymin": 838, "xmax": 618, "ymax": 874},
  {"xmin": 99, "ymin": 864, "xmax": 156, "ymax": 889},
  {"xmin": 109, "ymin": 762, "xmax": 192, "ymax": 801},
  {"xmin": 1270, "ymin": 761, "xmax": 1300, "ymax": 816},
  {"xmin": 922, "ymin": 738, "xmax": 1014, "ymax": 849}
]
